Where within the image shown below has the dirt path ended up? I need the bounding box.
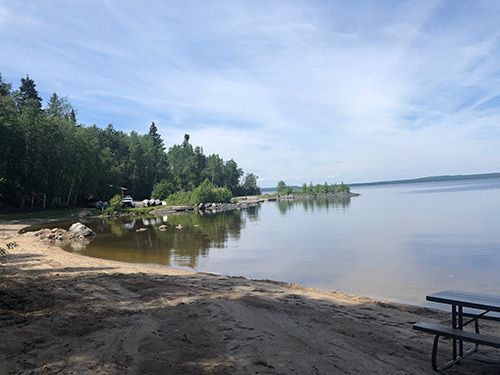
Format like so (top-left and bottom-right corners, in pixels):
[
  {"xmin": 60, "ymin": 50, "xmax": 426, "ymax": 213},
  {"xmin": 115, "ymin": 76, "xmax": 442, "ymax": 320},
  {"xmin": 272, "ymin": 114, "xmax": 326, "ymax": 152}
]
[{"xmin": 1, "ymin": 223, "xmax": 499, "ymax": 374}]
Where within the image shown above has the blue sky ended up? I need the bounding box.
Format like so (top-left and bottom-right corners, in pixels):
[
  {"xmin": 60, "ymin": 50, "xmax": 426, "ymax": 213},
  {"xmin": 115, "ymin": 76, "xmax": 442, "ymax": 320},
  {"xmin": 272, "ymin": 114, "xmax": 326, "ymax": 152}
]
[{"xmin": 1, "ymin": 1, "xmax": 500, "ymax": 186}]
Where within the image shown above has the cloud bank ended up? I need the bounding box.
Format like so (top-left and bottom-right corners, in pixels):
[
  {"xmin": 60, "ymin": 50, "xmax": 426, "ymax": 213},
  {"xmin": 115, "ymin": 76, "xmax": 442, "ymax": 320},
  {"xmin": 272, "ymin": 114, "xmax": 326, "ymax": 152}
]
[{"xmin": 1, "ymin": 0, "xmax": 500, "ymax": 185}]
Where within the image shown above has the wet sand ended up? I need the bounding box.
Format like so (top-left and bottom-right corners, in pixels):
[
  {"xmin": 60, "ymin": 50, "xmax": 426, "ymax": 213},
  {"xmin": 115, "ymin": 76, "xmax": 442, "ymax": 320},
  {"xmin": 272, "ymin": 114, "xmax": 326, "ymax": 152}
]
[{"xmin": 1, "ymin": 222, "xmax": 499, "ymax": 374}]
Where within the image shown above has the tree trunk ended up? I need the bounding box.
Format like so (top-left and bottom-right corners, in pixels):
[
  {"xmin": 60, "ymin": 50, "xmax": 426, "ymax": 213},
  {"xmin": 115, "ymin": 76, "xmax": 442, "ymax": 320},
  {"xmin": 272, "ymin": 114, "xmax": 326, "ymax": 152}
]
[{"xmin": 66, "ymin": 179, "xmax": 74, "ymax": 206}]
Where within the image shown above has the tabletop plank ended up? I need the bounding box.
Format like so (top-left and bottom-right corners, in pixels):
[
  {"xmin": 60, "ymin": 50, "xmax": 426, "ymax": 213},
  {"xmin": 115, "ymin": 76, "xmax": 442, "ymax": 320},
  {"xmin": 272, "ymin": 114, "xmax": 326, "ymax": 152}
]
[{"xmin": 427, "ymin": 290, "xmax": 500, "ymax": 312}]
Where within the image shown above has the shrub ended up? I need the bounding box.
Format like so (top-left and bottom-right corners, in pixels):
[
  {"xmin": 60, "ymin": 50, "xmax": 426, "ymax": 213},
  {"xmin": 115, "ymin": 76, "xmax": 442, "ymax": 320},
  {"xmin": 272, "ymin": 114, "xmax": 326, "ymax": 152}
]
[
  {"xmin": 152, "ymin": 179, "xmax": 175, "ymax": 200},
  {"xmin": 165, "ymin": 180, "xmax": 233, "ymax": 206},
  {"xmin": 104, "ymin": 194, "xmax": 122, "ymax": 214}
]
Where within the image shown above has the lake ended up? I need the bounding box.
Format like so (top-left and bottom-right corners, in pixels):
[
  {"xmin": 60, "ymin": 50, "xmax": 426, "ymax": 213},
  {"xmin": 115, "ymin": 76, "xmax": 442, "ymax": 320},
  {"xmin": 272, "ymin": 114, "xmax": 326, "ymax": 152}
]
[{"xmin": 28, "ymin": 178, "xmax": 500, "ymax": 306}]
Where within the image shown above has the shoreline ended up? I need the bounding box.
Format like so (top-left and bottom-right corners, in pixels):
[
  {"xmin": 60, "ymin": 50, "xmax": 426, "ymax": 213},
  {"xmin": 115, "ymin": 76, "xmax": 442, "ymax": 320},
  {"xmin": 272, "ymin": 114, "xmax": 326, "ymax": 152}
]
[{"xmin": 1, "ymin": 221, "xmax": 499, "ymax": 373}]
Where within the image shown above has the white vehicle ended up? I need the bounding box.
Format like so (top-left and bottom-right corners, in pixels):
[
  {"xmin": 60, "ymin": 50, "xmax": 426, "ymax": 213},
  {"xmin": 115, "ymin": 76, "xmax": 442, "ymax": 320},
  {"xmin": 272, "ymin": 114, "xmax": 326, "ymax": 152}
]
[{"xmin": 121, "ymin": 195, "xmax": 135, "ymax": 208}]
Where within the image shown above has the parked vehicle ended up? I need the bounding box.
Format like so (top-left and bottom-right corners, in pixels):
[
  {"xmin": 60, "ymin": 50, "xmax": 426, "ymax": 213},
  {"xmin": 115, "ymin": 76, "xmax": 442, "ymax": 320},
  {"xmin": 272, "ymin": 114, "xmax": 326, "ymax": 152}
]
[
  {"xmin": 122, "ymin": 195, "xmax": 135, "ymax": 208},
  {"xmin": 142, "ymin": 199, "xmax": 150, "ymax": 207},
  {"xmin": 88, "ymin": 200, "xmax": 108, "ymax": 210}
]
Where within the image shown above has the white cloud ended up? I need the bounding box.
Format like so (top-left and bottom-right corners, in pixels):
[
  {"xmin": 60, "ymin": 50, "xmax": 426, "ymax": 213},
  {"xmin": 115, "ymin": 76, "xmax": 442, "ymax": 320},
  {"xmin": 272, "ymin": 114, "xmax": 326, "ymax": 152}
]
[{"xmin": 1, "ymin": 1, "xmax": 500, "ymax": 186}]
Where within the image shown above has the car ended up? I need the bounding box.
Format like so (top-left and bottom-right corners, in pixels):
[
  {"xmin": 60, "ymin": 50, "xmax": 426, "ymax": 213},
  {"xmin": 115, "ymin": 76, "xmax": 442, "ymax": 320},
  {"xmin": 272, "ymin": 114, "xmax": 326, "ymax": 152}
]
[
  {"xmin": 122, "ymin": 195, "xmax": 135, "ymax": 208},
  {"xmin": 88, "ymin": 200, "xmax": 108, "ymax": 210}
]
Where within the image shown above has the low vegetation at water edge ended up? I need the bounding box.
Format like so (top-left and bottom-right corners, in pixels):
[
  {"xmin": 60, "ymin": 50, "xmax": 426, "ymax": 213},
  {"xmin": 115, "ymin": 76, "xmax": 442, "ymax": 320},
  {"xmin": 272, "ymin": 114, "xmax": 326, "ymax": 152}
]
[
  {"xmin": 276, "ymin": 181, "xmax": 350, "ymax": 196},
  {"xmin": 162, "ymin": 180, "xmax": 233, "ymax": 206}
]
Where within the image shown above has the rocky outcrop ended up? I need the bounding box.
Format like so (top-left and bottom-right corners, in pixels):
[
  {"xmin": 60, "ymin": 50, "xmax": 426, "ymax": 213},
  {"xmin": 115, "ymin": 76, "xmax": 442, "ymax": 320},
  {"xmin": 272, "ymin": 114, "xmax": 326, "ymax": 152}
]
[
  {"xmin": 68, "ymin": 222, "xmax": 95, "ymax": 237},
  {"xmin": 27, "ymin": 225, "xmax": 94, "ymax": 244},
  {"xmin": 195, "ymin": 200, "xmax": 262, "ymax": 214}
]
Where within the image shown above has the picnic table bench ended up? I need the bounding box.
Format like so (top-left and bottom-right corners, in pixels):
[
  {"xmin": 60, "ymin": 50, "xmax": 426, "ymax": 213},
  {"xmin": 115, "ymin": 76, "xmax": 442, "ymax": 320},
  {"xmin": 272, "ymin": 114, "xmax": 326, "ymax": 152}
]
[{"xmin": 413, "ymin": 290, "xmax": 500, "ymax": 371}]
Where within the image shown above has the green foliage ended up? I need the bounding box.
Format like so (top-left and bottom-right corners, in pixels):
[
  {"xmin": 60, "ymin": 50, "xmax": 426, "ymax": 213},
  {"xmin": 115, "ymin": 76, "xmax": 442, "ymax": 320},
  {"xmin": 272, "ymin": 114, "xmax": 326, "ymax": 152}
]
[
  {"xmin": 165, "ymin": 190, "xmax": 195, "ymax": 205},
  {"xmin": 105, "ymin": 194, "xmax": 123, "ymax": 213},
  {"xmin": 0, "ymin": 74, "xmax": 259, "ymax": 209},
  {"xmin": 151, "ymin": 179, "xmax": 175, "ymax": 200},
  {"xmin": 276, "ymin": 181, "xmax": 293, "ymax": 195},
  {"xmin": 277, "ymin": 181, "xmax": 350, "ymax": 195},
  {"xmin": 16, "ymin": 75, "xmax": 42, "ymax": 109},
  {"xmin": 166, "ymin": 180, "xmax": 233, "ymax": 206},
  {"xmin": 240, "ymin": 173, "xmax": 261, "ymax": 195}
]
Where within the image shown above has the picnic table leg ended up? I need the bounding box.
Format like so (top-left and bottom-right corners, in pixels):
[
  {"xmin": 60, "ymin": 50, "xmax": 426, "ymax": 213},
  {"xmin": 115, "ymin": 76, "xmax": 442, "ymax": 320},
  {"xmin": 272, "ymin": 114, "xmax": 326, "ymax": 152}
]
[
  {"xmin": 458, "ymin": 305, "xmax": 463, "ymax": 356},
  {"xmin": 452, "ymin": 304, "xmax": 457, "ymax": 360}
]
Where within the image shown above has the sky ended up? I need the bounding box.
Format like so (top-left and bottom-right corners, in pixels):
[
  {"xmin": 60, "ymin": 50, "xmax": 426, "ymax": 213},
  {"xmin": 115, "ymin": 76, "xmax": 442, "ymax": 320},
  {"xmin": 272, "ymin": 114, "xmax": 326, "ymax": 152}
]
[{"xmin": 1, "ymin": 0, "xmax": 500, "ymax": 186}]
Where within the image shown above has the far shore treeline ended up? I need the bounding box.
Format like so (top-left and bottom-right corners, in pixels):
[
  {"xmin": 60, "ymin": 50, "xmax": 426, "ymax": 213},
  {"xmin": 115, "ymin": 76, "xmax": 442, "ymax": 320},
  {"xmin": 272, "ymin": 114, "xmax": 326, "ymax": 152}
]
[
  {"xmin": 0, "ymin": 74, "xmax": 260, "ymax": 209},
  {"xmin": 275, "ymin": 181, "xmax": 350, "ymax": 196}
]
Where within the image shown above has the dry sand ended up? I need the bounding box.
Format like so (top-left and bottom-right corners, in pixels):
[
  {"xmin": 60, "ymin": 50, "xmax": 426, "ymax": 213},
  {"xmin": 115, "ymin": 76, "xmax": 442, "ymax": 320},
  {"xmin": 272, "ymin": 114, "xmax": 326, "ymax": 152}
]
[{"xmin": 1, "ymin": 221, "xmax": 499, "ymax": 374}]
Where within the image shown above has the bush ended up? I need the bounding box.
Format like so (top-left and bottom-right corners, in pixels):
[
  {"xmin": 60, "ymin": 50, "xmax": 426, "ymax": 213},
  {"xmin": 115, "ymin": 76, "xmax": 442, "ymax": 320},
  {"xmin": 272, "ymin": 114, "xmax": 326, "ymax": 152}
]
[
  {"xmin": 104, "ymin": 194, "xmax": 122, "ymax": 214},
  {"xmin": 166, "ymin": 191, "xmax": 195, "ymax": 205},
  {"xmin": 165, "ymin": 180, "xmax": 233, "ymax": 206},
  {"xmin": 152, "ymin": 179, "xmax": 175, "ymax": 200}
]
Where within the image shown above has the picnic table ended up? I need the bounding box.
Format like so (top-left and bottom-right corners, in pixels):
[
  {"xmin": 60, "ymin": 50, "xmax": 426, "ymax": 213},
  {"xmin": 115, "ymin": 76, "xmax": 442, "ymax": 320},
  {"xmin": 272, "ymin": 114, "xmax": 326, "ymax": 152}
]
[{"xmin": 413, "ymin": 290, "xmax": 500, "ymax": 371}]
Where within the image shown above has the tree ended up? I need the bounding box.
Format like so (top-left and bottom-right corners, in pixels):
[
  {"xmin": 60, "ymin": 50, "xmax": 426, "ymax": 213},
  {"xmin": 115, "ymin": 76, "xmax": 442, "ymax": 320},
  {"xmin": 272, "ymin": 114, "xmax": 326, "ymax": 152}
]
[
  {"xmin": 0, "ymin": 74, "xmax": 259, "ymax": 209},
  {"xmin": 16, "ymin": 75, "xmax": 42, "ymax": 109},
  {"xmin": 46, "ymin": 93, "xmax": 74, "ymax": 119},
  {"xmin": 241, "ymin": 173, "xmax": 261, "ymax": 195},
  {"xmin": 69, "ymin": 109, "xmax": 77, "ymax": 123},
  {"xmin": 224, "ymin": 159, "xmax": 243, "ymax": 194},
  {"xmin": 204, "ymin": 154, "xmax": 225, "ymax": 186},
  {"xmin": 148, "ymin": 121, "xmax": 164, "ymax": 150},
  {"xmin": 0, "ymin": 73, "xmax": 12, "ymax": 96},
  {"xmin": 276, "ymin": 181, "xmax": 288, "ymax": 195}
]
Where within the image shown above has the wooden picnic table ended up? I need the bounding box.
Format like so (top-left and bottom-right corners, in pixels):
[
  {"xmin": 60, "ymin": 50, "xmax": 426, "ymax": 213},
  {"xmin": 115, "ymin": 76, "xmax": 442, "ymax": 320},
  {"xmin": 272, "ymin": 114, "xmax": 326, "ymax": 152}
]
[{"xmin": 414, "ymin": 290, "xmax": 500, "ymax": 371}]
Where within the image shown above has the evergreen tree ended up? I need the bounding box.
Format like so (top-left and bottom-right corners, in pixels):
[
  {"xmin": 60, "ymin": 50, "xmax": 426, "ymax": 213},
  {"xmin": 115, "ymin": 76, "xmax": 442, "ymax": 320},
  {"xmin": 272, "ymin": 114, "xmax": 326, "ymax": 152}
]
[
  {"xmin": 0, "ymin": 73, "xmax": 12, "ymax": 96},
  {"xmin": 17, "ymin": 75, "xmax": 42, "ymax": 109},
  {"xmin": 148, "ymin": 121, "xmax": 164, "ymax": 149},
  {"xmin": 69, "ymin": 109, "xmax": 77, "ymax": 123}
]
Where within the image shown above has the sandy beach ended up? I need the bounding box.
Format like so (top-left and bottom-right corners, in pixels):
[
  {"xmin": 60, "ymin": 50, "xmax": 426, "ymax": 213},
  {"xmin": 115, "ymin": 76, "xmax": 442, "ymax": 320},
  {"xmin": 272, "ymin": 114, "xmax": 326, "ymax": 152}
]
[{"xmin": 1, "ymin": 222, "xmax": 499, "ymax": 374}]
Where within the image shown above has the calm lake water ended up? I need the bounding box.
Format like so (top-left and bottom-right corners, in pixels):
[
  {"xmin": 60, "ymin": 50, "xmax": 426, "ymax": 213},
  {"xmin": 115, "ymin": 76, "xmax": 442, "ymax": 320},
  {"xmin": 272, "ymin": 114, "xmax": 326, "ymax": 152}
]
[{"xmin": 29, "ymin": 178, "xmax": 500, "ymax": 305}]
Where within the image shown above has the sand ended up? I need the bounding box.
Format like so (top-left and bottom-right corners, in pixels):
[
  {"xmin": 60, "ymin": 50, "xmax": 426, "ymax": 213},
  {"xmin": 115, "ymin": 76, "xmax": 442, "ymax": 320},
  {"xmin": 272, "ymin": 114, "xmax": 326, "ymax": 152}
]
[{"xmin": 1, "ymin": 221, "xmax": 499, "ymax": 374}]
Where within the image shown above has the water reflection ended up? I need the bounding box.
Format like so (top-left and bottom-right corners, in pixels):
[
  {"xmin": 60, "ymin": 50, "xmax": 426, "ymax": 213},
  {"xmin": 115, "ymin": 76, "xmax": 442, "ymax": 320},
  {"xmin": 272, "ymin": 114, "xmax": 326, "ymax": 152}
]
[
  {"xmin": 62, "ymin": 209, "xmax": 249, "ymax": 268},
  {"xmin": 276, "ymin": 196, "xmax": 351, "ymax": 215}
]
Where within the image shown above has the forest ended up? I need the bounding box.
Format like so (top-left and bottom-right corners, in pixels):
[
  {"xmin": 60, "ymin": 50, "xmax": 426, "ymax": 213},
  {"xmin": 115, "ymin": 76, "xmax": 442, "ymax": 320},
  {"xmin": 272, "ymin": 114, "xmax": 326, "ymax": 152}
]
[{"xmin": 0, "ymin": 74, "xmax": 260, "ymax": 209}]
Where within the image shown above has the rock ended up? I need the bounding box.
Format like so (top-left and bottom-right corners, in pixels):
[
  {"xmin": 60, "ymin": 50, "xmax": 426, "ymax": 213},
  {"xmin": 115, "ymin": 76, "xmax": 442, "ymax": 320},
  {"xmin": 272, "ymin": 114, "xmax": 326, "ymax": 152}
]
[
  {"xmin": 198, "ymin": 203, "xmax": 205, "ymax": 210},
  {"xmin": 136, "ymin": 227, "xmax": 148, "ymax": 232},
  {"xmin": 68, "ymin": 222, "xmax": 95, "ymax": 237},
  {"xmin": 159, "ymin": 225, "xmax": 168, "ymax": 231},
  {"xmin": 175, "ymin": 224, "xmax": 183, "ymax": 230},
  {"xmin": 57, "ymin": 236, "xmax": 64, "ymax": 241},
  {"xmin": 211, "ymin": 203, "xmax": 217, "ymax": 209},
  {"xmin": 51, "ymin": 228, "xmax": 58, "ymax": 233}
]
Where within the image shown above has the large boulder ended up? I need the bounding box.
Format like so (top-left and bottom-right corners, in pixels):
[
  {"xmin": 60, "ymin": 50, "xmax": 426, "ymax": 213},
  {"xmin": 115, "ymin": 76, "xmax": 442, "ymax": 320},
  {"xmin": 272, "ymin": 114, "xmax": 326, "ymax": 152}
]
[{"xmin": 68, "ymin": 222, "xmax": 95, "ymax": 237}]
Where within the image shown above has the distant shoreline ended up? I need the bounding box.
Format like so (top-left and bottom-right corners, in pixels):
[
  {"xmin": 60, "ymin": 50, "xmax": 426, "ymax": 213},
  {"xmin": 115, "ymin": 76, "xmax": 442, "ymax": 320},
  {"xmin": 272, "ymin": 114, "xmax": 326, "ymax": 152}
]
[{"xmin": 261, "ymin": 172, "xmax": 500, "ymax": 192}]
